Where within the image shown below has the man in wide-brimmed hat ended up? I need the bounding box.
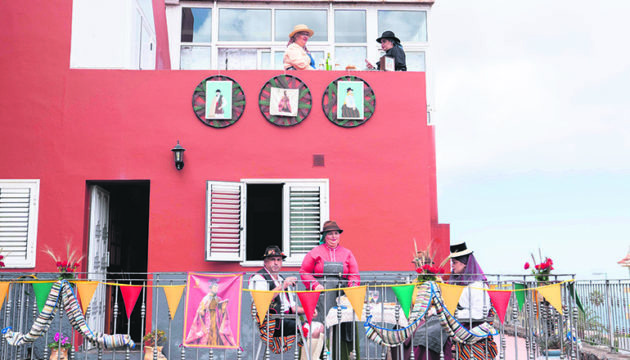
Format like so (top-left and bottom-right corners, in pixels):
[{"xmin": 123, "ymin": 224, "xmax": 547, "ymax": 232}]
[
  {"xmin": 366, "ymin": 30, "xmax": 407, "ymax": 71},
  {"xmin": 284, "ymin": 24, "xmax": 316, "ymax": 70}
]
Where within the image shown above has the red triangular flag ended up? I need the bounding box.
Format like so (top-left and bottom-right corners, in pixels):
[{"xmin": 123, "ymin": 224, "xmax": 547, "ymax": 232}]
[
  {"xmin": 119, "ymin": 285, "xmax": 142, "ymax": 319},
  {"xmin": 487, "ymin": 290, "xmax": 512, "ymax": 324},
  {"xmin": 297, "ymin": 291, "xmax": 321, "ymax": 325}
]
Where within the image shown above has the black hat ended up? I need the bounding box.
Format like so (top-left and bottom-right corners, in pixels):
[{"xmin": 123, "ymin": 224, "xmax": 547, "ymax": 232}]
[
  {"xmin": 262, "ymin": 245, "xmax": 287, "ymax": 259},
  {"xmin": 376, "ymin": 30, "xmax": 401, "ymax": 44},
  {"xmin": 449, "ymin": 242, "xmax": 473, "ymax": 258}
]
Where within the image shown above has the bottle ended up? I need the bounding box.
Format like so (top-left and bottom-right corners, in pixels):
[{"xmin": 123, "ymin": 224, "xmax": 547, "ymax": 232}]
[{"xmin": 325, "ymin": 53, "xmax": 332, "ymax": 71}]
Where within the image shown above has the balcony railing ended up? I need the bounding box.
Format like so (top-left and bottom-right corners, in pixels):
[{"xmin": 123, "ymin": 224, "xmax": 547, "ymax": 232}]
[{"xmin": 0, "ymin": 272, "xmax": 626, "ymax": 360}]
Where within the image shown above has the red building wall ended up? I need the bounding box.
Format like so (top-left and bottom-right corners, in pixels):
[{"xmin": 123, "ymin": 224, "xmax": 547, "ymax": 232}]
[{"xmin": 0, "ymin": 0, "xmax": 449, "ymax": 274}]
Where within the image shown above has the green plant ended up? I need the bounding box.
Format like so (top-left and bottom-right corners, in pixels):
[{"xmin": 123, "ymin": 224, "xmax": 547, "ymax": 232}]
[
  {"xmin": 143, "ymin": 329, "xmax": 166, "ymax": 347},
  {"xmin": 588, "ymin": 290, "xmax": 604, "ymax": 307},
  {"xmin": 48, "ymin": 332, "xmax": 72, "ymax": 350}
]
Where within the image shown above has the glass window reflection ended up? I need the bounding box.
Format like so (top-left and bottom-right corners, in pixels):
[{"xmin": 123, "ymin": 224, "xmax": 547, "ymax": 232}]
[
  {"xmin": 406, "ymin": 51, "xmax": 426, "ymax": 71},
  {"xmin": 180, "ymin": 46, "xmax": 211, "ymax": 70},
  {"xmin": 335, "ymin": 10, "xmax": 366, "ymax": 43},
  {"xmin": 378, "ymin": 11, "xmax": 427, "ymax": 42},
  {"xmin": 181, "ymin": 8, "xmax": 212, "ymax": 43},
  {"xmin": 335, "ymin": 47, "xmax": 366, "ymax": 70},
  {"xmin": 219, "ymin": 9, "xmax": 271, "ymax": 41},
  {"xmin": 275, "ymin": 10, "xmax": 327, "ymax": 42}
]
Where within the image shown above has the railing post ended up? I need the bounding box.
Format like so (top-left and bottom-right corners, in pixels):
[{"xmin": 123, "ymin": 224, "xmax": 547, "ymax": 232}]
[{"xmin": 605, "ymin": 279, "xmax": 614, "ymax": 351}]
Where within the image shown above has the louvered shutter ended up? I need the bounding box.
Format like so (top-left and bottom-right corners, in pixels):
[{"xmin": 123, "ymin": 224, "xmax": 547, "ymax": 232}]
[
  {"xmin": 205, "ymin": 181, "xmax": 243, "ymax": 261},
  {"xmin": 0, "ymin": 180, "xmax": 39, "ymax": 268},
  {"xmin": 283, "ymin": 181, "xmax": 329, "ymax": 261}
]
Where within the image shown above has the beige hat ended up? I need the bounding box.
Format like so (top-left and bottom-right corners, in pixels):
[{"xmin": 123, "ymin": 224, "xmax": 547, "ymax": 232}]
[{"xmin": 289, "ymin": 24, "xmax": 314, "ymax": 39}]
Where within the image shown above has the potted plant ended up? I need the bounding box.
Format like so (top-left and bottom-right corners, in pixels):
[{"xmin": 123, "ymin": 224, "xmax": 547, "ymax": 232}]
[
  {"xmin": 143, "ymin": 329, "xmax": 167, "ymax": 360},
  {"xmin": 537, "ymin": 334, "xmax": 566, "ymax": 358},
  {"xmin": 48, "ymin": 332, "xmax": 72, "ymax": 360}
]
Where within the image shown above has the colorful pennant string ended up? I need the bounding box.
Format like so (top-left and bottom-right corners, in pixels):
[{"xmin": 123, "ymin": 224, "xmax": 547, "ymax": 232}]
[
  {"xmin": 32, "ymin": 282, "xmax": 55, "ymax": 314},
  {"xmin": 119, "ymin": 285, "xmax": 142, "ymax": 319},
  {"xmin": 250, "ymin": 290, "xmax": 276, "ymax": 323},
  {"xmin": 487, "ymin": 290, "xmax": 512, "ymax": 324},
  {"xmin": 437, "ymin": 282, "xmax": 464, "ymax": 315},
  {"xmin": 75, "ymin": 281, "xmax": 99, "ymax": 315},
  {"xmin": 391, "ymin": 284, "xmax": 415, "ymax": 319},
  {"xmin": 163, "ymin": 285, "xmax": 186, "ymax": 320},
  {"xmin": 343, "ymin": 285, "xmax": 366, "ymax": 320},
  {"xmin": 0, "ymin": 282, "xmax": 10, "ymax": 311},
  {"xmin": 297, "ymin": 291, "xmax": 320, "ymax": 325}
]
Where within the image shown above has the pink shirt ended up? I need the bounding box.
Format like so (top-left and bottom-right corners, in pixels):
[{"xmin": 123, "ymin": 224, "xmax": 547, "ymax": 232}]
[
  {"xmin": 283, "ymin": 43, "xmax": 314, "ymax": 70},
  {"xmin": 299, "ymin": 244, "xmax": 360, "ymax": 290}
]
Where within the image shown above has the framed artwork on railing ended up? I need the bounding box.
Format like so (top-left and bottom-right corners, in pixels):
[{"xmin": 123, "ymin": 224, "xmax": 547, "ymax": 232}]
[
  {"xmin": 192, "ymin": 75, "xmax": 246, "ymax": 128},
  {"xmin": 258, "ymin": 75, "xmax": 312, "ymax": 127},
  {"xmin": 322, "ymin": 75, "xmax": 375, "ymax": 128}
]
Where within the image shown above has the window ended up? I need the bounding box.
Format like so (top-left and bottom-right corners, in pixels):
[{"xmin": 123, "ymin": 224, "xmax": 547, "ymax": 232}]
[
  {"xmin": 218, "ymin": 9, "xmax": 271, "ymax": 41},
  {"xmin": 275, "ymin": 10, "xmax": 327, "ymax": 42},
  {"xmin": 205, "ymin": 179, "xmax": 329, "ymax": 265},
  {"xmin": 377, "ymin": 10, "xmax": 427, "ymax": 42},
  {"xmin": 180, "ymin": 7, "xmax": 212, "ymax": 69},
  {"xmin": 0, "ymin": 180, "xmax": 39, "ymax": 268}
]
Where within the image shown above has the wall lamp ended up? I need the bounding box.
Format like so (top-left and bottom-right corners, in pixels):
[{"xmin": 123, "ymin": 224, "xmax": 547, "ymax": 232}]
[{"xmin": 171, "ymin": 140, "xmax": 186, "ymax": 170}]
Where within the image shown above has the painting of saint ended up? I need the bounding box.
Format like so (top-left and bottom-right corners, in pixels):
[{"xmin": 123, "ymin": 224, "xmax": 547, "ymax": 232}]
[
  {"xmin": 269, "ymin": 87, "xmax": 299, "ymax": 117},
  {"xmin": 205, "ymin": 81, "xmax": 233, "ymax": 119},
  {"xmin": 337, "ymin": 81, "xmax": 364, "ymax": 120},
  {"xmin": 183, "ymin": 273, "xmax": 242, "ymax": 349}
]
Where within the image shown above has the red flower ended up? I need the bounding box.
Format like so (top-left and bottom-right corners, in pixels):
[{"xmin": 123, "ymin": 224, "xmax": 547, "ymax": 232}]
[{"xmin": 524, "ymin": 262, "xmax": 530, "ymax": 270}]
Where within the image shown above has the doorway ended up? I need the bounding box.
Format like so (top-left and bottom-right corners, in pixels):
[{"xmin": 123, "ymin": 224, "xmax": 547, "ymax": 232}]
[
  {"xmin": 245, "ymin": 183, "xmax": 283, "ymax": 261},
  {"xmin": 86, "ymin": 180, "xmax": 149, "ymax": 342}
]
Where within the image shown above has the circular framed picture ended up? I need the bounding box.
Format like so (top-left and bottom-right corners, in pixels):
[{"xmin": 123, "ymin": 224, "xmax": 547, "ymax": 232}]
[
  {"xmin": 322, "ymin": 75, "xmax": 376, "ymax": 128},
  {"xmin": 192, "ymin": 75, "xmax": 245, "ymax": 128},
  {"xmin": 258, "ymin": 75, "xmax": 312, "ymax": 127}
]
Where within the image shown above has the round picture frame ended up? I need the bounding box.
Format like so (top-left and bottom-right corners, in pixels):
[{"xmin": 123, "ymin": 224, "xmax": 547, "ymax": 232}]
[
  {"xmin": 322, "ymin": 75, "xmax": 376, "ymax": 128},
  {"xmin": 258, "ymin": 75, "xmax": 312, "ymax": 127},
  {"xmin": 192, "ymin": 75, "xmax": 246, "ymax": 128}
]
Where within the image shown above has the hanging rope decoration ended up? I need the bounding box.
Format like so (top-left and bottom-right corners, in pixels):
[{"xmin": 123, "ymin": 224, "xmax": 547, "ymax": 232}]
[{"xmin": 2, "ymin": 280, "xmax": 135, "ymax": 349}]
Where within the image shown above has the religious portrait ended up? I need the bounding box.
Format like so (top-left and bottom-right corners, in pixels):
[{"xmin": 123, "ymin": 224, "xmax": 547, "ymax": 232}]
[
  {"xmin": 183, "ymin": 273, "xmax": 243, "ymax": 349},
  {"xmin": 205, "ymin": 81, "xmax": 233, "ymax": 120},
  {"xmin": 269, "ymin": 87, "xmax": 299, "ymax": 117},
  {"xmin": 336, "ymin": 81, "xmax": 364, "ymax": 120}
]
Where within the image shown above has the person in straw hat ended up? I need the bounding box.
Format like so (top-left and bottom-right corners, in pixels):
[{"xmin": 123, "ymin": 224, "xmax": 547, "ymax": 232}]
[{"xmin": 283, "ymin": 24, "xmax": 316, "ymax": 70}]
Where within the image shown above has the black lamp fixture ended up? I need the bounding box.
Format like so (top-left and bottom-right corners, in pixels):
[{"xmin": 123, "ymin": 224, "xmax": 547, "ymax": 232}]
[{"xmin": 171, "ymin": 140, "xmax": 186, "ymax": 170}]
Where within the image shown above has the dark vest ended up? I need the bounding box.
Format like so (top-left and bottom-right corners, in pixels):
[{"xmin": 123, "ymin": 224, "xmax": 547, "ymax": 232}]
[{"xmin": 256, "ymin": 268, "xmax": 283, "ymax": 314}]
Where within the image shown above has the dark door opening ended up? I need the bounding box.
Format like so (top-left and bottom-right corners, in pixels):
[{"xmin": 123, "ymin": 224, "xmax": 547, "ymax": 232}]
[
  {"xmin": 246, "ymin": 183, "xmax": 283, "ymax": 261},
  {"xmin": 88, "ymin": 180, "xmax": 149, "ymax": 342}
]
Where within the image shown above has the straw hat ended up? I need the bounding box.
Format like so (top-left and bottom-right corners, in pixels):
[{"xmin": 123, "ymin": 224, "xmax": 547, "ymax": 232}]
[
  {"xmin": 449, "ymin": 242, "xmax": 473, "ymax": 258},
  {"xmin": 289, "ymin": 24, "xmax": 314, "ymax": 39}
]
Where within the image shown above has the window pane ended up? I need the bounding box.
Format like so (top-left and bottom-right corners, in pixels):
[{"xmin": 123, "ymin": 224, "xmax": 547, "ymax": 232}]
[
  {"xmin": 261, "ymin": 50, "xmax": 272, "ymax": 69},
  {"xmin": 335, "ymin": 10, "xmax": 366, "ymax": 43},
  {"xmin": 406, "ymin": 51, "xmax": 426, "ymax": 71},
  {"xmin": 274, "ymin": 51, "xmax": 284, "ymax": 70},
  {"xmin": 275, "ymin": 10, "xmax": 327, "ymax": 42},
  {"xmin": 218, "ymin": 48, "xmax": 259, "ymax": 70},
  {"xmin": 180, "ymin": 46, "xmax": 210, "ymax": 70},
  {"xmin": 378, "ymin": 10, "xmax": 427, "ymax": 42},
  {"xmin": 181, "ymin": 8, "xmax": 211, "ymax": 43},
  {"xmin": 334, "ymin": 46, "xmax": 366, "ymax": 71},
  {"xmin": 219, "ymin": 9, "xmax": 271, "ymax": 41}
]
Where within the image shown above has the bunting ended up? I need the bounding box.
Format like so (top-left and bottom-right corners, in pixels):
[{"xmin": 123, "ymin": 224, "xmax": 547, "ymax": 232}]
[
  {"xmin": 343, "ymin": 285, "xmax": 366, "ymax": 320},
  {"xmin": 437, "ymin": 282, "xmax": 464, "ymax": 315},
  {"xmin": 487, "ymin": 290, "xmax": 511, "ymax": 324},
  {"xmin": 75, "ymin": 281, "xmax": 99, "ymax": 314},
  {"xmin": 297, "ymin": 291, "xmax": 320, "ymax": 325},
  {"xmin": 513, "ymin": 283, "xmax": 527, "ymax": 311},
  {"xmin": 250, "ymin": 290, "xmax": 276, "ymax": 323},
  {"xmin": 537, "ymin": 283, "xmax": 563, "ymax": 314},
  {"xmin": 567, "ymin": 282, "xmax": 585, "ymax": 314},
  {"xmin": 163, "ymin": 285, "xmax": 186, "ymax": 320},
  {"xmin": 0, "ymin": 282, "xmax": 9, "ymax": 311},
  {"xmin": 32, "ymin": 282, "xmax": 55, "ymax": 314},
  {"xmin": 119, "ymin": 285, "xmax": 142, "ymax": 319},
  {"xmin": 391, "ymin": 284, "xmax": 415, "ymax": 319}
]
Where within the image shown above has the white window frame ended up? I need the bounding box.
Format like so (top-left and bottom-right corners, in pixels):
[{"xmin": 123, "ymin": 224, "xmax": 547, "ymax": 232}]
[
  {"xmin": 0, "ymin": 179, "xmax": 39, "ymax": 268},
  {"xmin": 167, "ymin": 2, "xmax": 431, "ymax": 71},
  {"xmin": 205, "ymin": 178, "xmax": 329, "ymax": 267}
]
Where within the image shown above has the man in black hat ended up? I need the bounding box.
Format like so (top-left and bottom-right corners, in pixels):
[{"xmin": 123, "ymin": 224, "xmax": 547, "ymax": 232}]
[{"xmin": 366, "ymin": 30, "xmax": 407, "ymax": 71}]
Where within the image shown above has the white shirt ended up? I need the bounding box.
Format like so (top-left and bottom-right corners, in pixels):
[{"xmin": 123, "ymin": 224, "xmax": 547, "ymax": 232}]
[
  {"xmin": 454, "ymin": 281, "xmax": 491, "ymax": 321},
  {"xmin": 249, "ymin": 269, "xmax": 297, "ymax": 313}
]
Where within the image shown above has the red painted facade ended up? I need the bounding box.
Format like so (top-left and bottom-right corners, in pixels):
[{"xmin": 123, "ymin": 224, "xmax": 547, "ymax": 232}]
[{"xmin": 0, "ymin": 1, "xmax": 449, "ymax": 273}]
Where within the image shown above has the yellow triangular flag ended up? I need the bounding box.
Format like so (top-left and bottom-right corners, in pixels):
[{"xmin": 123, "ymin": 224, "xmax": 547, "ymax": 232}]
[
  {"xmin": 251, "ymin": 290, "xmax": 276, "ymax": 323},
  {"xmin": 437, "ymin": 283, "xmax": 465, "ymax": 315},
  {"xmin": 163, "ymin": 285, "xmax": 186, "ymax": 320},
  {"xmin": 343, "ymin": 285, "xmax": 366, "ymax": 320},
  {"xmin": 0, "ymin": 282, "xmax": 10, "ymax": 311},
  {"xmin": 489, "ymin": 284, "xmax": 498, "ymax": 290},
  {"xmin": 537, "ymin": 283, "xmax": 563, "ymax": 314},
  {"xmin": 75, "ymin": 281, "xmax": 99, "ymax": 314}
]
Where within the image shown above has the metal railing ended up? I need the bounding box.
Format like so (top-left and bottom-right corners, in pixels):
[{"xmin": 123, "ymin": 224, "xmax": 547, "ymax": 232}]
[{"xmin": 0, "ymin": 272, "xmax": 626, "ymax": 360}]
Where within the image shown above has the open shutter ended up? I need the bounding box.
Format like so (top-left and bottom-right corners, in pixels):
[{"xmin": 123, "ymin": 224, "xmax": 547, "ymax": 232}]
[
  {"xmin": 206, "ymin": 181, "xmax": 243, "ymax": 261},
  {"xmin": 284, "ymin": 180, "xmax": 329, "ymax": 261},
  {"xmin": 0, "ymin": 180, "xmax": 39, "ymax": 268}
]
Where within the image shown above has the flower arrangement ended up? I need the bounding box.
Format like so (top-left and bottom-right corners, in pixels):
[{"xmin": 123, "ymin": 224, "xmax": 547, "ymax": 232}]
[
  {"xmin": 524, "ymin": 250, "xmax": 554, "ymax": 282},
  {"xmin": 415, "ymin": 264, "xmax": 446, "ymax": 282},
  {"xmin": 0, "ymin": 248, "xmax": 6, "ymax": 268},
  {"xmin": 143, "ymin": 329, "xmax": 167, "ymax": 347},
  {"xmin": 48, "ymin": 332, "xmax": 72, "ymax": 350},
  {"xmin": 43, "ymin": 242, "xmax": 83, "ymax": 279},
  {"xmin": 413, "ymin": 239, "xmax": 446, "ymax": 282}
]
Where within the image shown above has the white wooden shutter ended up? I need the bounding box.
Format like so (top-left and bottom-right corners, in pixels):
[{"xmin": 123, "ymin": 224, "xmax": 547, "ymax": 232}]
[
  {"xmin": 205, "ymin": 181, "xmax": 243, "ymax": 261},
  {"xmin": 283, "ymin": 180, "xmax": 329, "ymax": 261},
  {"xmin": 0, "ymin": 180, "xmax": 39, "ymax": 268}
]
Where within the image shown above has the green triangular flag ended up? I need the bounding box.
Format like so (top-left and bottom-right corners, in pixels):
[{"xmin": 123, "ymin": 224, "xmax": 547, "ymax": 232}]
[
  {"xmin": 567, "ymin": 282, "xmax": 585, "ymax": 314},
  {"xmin": 33, "ymin": 282, "xmax": 55, "ymax": 314},
  {"xmin": 391, "ymin": 284, "xmax": 415, "ymax": 319},
  {"xmin": 513, "ymin": 283, "xmax": 527, "ymax": 311}
]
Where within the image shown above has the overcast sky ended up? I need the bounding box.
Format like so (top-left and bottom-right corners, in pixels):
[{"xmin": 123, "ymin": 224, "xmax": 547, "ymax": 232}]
[{"xmin": 431, "ymin": 0, "xmax": 630, "ymax": 279}]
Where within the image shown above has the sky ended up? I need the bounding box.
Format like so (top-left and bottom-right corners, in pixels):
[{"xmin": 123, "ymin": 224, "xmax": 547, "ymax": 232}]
[{"xmin": 430, "ymin": 0, "xmax": 630, "ymax": 280}]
